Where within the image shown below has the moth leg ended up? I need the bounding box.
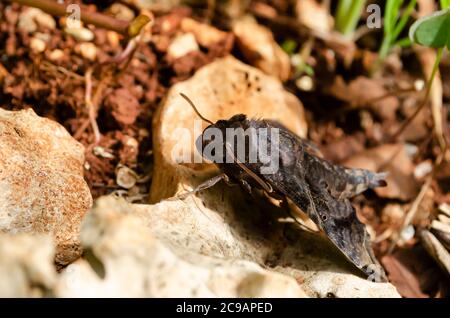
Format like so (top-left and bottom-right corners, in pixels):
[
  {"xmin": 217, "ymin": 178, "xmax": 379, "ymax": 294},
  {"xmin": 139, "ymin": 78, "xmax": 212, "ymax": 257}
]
[
  {"xmin": 239, "ymin": 178, "xmax": 253, "ymax": 195},
  {"xmin": 224, "ymin": 142, "xmax": 273, "ymax": 193},
  {"xmin": 169, "ymin": 173, "xmax": 230, "ymax": 200}
]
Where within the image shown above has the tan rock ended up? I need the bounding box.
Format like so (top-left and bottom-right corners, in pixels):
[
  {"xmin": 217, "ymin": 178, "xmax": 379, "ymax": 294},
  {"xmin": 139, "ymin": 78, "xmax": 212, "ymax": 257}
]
[
  {"xmin": 18, "ymin": 8, "xmax": 56, "ymax": 33},
  {"xmin": 0, "ymin": 108, "xmax": 92, "ymax": 265},
  {"xmin": 55, "ymin": 196, "xmax": 307, "ymax": 298},
  {"xmin": 108, "ymin": 3, "xmax": 135, "ymax": 21},
  {"xmin": 75, "ymin": 42, "xmax": 97, "ymax": 61},
  {"xmin": 65, "ymin": 27, "xmax": 95, "ymax": 42},
  {"xmin": 232, "ymin": 16, "xmax": 291, "ymax": 81},
  {"xmin": 131, "ymin": 198, "xmax": 400, "ymax": 298},
  {"xmin": 181, "ymin": 18, "xmax": 231, "ymax": 48},
  {"xmin": 296, "ymin": 0, "xmax": 334, "ymax": 33},
  {"xmin": 167, "ymin": 33, "xmax": 199, "ymax": 60},
  {"xmin": 0, "ymin": 233, "xmax": 56, "ymax": 297},
  {"xmin": 30, "ymin": 37, "xmax": 46, "ymax": 54}
]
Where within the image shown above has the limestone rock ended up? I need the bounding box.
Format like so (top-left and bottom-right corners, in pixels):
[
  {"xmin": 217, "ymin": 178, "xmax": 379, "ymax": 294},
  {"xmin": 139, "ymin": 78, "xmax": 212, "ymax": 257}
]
[
  {"xmin": 232, "ymin": 16, "xmax": 291, "ymax": 81},
  {"xmin": 55, "ymin": 196, "xmax": 307, "ymax": 298},
  {"xmin": 167, "ymin": 33, "xmax": 199, "ymax": 60},
  {"xmin": 0, "ymin": 233, "xmax": 56, "ymax": 297},
  {"xmin": 131, "ymin": 198, "xmax": 400, "ymax": 298},
  {"xmin": 0, "ymin": 108, "xmax": 92, "ymax": 265},
  {"xmin": 18, "ymin": 8, "xmax": 56, "ymax": 33}
]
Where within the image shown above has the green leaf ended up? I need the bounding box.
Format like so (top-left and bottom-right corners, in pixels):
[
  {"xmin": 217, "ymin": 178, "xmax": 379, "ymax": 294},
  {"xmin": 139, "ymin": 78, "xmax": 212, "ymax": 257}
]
[
  {"xmin": 409, "ymin": 8, "xmax": 450, "ymax": 50},
  {"xmin": 281, "ymin": 39, "xmax": 297, "ymax": 55}
]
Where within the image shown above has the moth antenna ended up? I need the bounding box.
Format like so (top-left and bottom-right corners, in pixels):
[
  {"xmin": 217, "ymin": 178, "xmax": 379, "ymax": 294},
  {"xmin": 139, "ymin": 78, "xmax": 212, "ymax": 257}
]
[{"xmin": 179, "ymin": 93, "xmax": 214, "ymax": 125}]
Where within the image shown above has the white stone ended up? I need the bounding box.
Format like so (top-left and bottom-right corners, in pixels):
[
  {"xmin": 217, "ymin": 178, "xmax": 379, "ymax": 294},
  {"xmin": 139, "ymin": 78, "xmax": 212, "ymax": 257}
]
[{"xmin": 0, "ymin": 108, "xmax": 92, "ymax": 265}]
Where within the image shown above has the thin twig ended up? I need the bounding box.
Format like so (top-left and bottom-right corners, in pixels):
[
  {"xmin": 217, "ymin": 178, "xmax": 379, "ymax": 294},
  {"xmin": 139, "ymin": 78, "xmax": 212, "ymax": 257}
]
[
  {"xmin": 388, "ymin": 149, "xmax": 446, "ymax": 253},
  {"xmin": 390, "ymin": 47, "xmax": 444, "ymax": 141},
  {"xmin": 10, "ymin": 0, "xmax": 152, "ymax": 37},
  {"xmin": 11, "ymin": 0, "xmax": 129, "ymax": 35},
  {"xmin": 84, "ymin": 68, "xmax": 101, "ymax": 144}
]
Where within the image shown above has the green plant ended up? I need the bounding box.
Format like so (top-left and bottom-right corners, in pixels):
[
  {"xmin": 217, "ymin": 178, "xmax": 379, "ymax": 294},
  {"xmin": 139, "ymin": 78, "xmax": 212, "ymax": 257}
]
[
  {"xmin": 378, "ymin": 0, "xmax": 418, "ymax": 64},
  {"xmin": 394, "ymin": 7, "xmax": 449, "ymax": 146},
  {"xmin": 335, "ymin": 0, "xmax": 367, "ymax": 37}
]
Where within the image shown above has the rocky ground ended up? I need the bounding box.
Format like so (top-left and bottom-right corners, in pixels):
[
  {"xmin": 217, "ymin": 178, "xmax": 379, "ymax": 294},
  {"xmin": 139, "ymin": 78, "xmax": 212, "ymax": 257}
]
[{"xmin": 0, "ymin": 0, "xmax": 449, "ymax": 298}]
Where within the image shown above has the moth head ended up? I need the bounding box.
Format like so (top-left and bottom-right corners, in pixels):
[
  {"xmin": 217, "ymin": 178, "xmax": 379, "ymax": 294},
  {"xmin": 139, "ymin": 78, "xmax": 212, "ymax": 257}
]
[{"xmin": 195, "ymin": 114, "xmax": 249, "ymax": 162}]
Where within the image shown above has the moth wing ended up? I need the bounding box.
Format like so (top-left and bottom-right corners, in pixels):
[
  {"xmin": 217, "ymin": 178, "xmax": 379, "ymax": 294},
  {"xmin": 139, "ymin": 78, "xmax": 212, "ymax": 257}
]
[
  {"xmin": 305, "ymin": 153, "xmax": 387, "ymax": 200},
  {"xmin": 311, "ymin": 187, "xmax": 388, "ymax": 282}
]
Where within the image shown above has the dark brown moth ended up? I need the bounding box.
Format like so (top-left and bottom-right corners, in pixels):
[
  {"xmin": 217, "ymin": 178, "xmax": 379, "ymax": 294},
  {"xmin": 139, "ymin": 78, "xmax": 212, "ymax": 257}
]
[{"xmin": 179, "ymin": 93, "xmax": 388, "ymax": 282}]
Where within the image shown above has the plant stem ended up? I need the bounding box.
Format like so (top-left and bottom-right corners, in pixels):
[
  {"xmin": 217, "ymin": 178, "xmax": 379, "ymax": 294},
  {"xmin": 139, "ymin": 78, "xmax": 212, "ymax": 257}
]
[
  {"xmin": 335, "ymin": 0, "xmax": 366, "ymax": 37},
  {"xmin": 391, "ymin": 47, "xmax": 444, "ymax": 140},
  {"xmin": 392, "ymin": 0, "xmax": 417, "ymax": 40},
  {"xmin": 11, "ymin": 0, "xmax": 130, "ymax": 36}
]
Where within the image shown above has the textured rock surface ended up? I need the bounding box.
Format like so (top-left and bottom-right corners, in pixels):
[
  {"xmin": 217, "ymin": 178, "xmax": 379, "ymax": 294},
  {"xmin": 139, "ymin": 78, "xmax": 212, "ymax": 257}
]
[
  {"xmin": 132, "ymin": 199, "xmax": 400, "ymax": 297},
  {"xmin": 55, "ymin": 197, "xmax": 307, "ymax": 297},
  {"xmin": 0, "ymin": 233, "xmax": 56, "ymax": 297},
  {"xmin": 0, "ymin": 108, "xmax": 92, "ymax": 265}
]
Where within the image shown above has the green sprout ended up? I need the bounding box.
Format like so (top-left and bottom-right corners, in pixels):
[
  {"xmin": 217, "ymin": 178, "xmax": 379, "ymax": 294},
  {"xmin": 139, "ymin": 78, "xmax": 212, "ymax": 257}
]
[
  {"xmin": 394, "ymin": 7, "xmax": 449, "ymax": 147},
  {"xmin": 335, "ymin": 0, "xmax": 367, "ymax": 37},
  {"xmin": 377, "ymin": 0, "xmax": 418, "ymax": 66}
]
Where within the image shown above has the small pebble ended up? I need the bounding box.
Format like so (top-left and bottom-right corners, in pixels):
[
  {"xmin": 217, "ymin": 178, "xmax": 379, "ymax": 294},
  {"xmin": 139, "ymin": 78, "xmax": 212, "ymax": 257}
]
[
  {"xmin": 167, "ymin": 33, "xmax": 199, "ymax": 60},
  {"xmin": 107, "ymin": 31, "xmax": 121, "ymax": 48},
  {"xmin": 116, "ymin": 165, "xmax": 138, "ymax": 189},
  {"xmin": 65, "ymin": 27, "xmax": 95, "ymax": 42},
  {"xmin": 414, "ymin": 160, "xmax": 432, "ymax": 179},
  {"xmin": 109, "ymin": 3, "xmax": 135, "ymax": 21},
  {"xmin": 295, "ymin": 76, "xmax": 314, "ymax": 91},
  {"xmin": 48, "ymin": 49, "xmax": 64, "ymax": 61},
  {"xmin": 76, "ymin": 42, "xmax": 97, "ymax": 61},
  {"xmin": 414, "ymin": 79, "xmax": 425, "ymax": 91},
  {"xmin": 30, "ymin": 37, "xmax": 46, "ymax": 53},
  {"xmin": 18, "ymin": 8, "xmax": 56, "ymax": 33},
  {"xmin": 400, "ymin": 225, "xmax": 415, "ymax": 241}
]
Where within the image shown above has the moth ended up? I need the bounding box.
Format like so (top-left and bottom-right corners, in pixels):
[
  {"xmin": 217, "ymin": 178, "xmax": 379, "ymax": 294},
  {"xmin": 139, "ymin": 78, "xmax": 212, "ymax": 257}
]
[{"xmin": 179, "ymin": 93, "xmax": 388, "ymax": 282}]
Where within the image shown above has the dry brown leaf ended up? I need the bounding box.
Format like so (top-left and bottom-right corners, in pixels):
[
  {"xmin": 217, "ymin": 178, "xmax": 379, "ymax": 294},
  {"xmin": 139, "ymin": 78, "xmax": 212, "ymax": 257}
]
[
  {"xmin": 232, "ymin": 16, "xmax": 291, "ymax": 81},
  {"xmin": 327, "ymin": 76, "xmax": 399, "ymax": 120},
  {"xmin": 381, "ymin": 247, "xmax": 445, "ymax": 298},
  {"xmin": 420, "ymin": 230, "xmax": 450, "ymax": 276},
  {"xmin": 295, "ymin": 0, "xmax": 334, "ymax": 33},
  {"xmin": 181, "ymin": 17, "xmax": 230, "ymax": 48}
]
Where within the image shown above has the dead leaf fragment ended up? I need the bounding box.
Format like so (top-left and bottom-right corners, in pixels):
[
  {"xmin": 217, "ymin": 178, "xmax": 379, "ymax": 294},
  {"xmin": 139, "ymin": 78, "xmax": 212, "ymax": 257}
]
[
  {"xmin": 420, "ymin": 230, "xmax": 450, "ymax": 276},
  {"xmin": 327, "ymin": 76, "xmax": 399, "ymax": 120},
  {"xmin": 232, "ymin": 16, "xmax": 291, "ymax": 81},
  {"xmin": 296, "ymin": 0, "xmax": 334, "ymax": 33},
  {"xmin": 181, "ymin": 18, "xmax": 230, "ymax": 48}
]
